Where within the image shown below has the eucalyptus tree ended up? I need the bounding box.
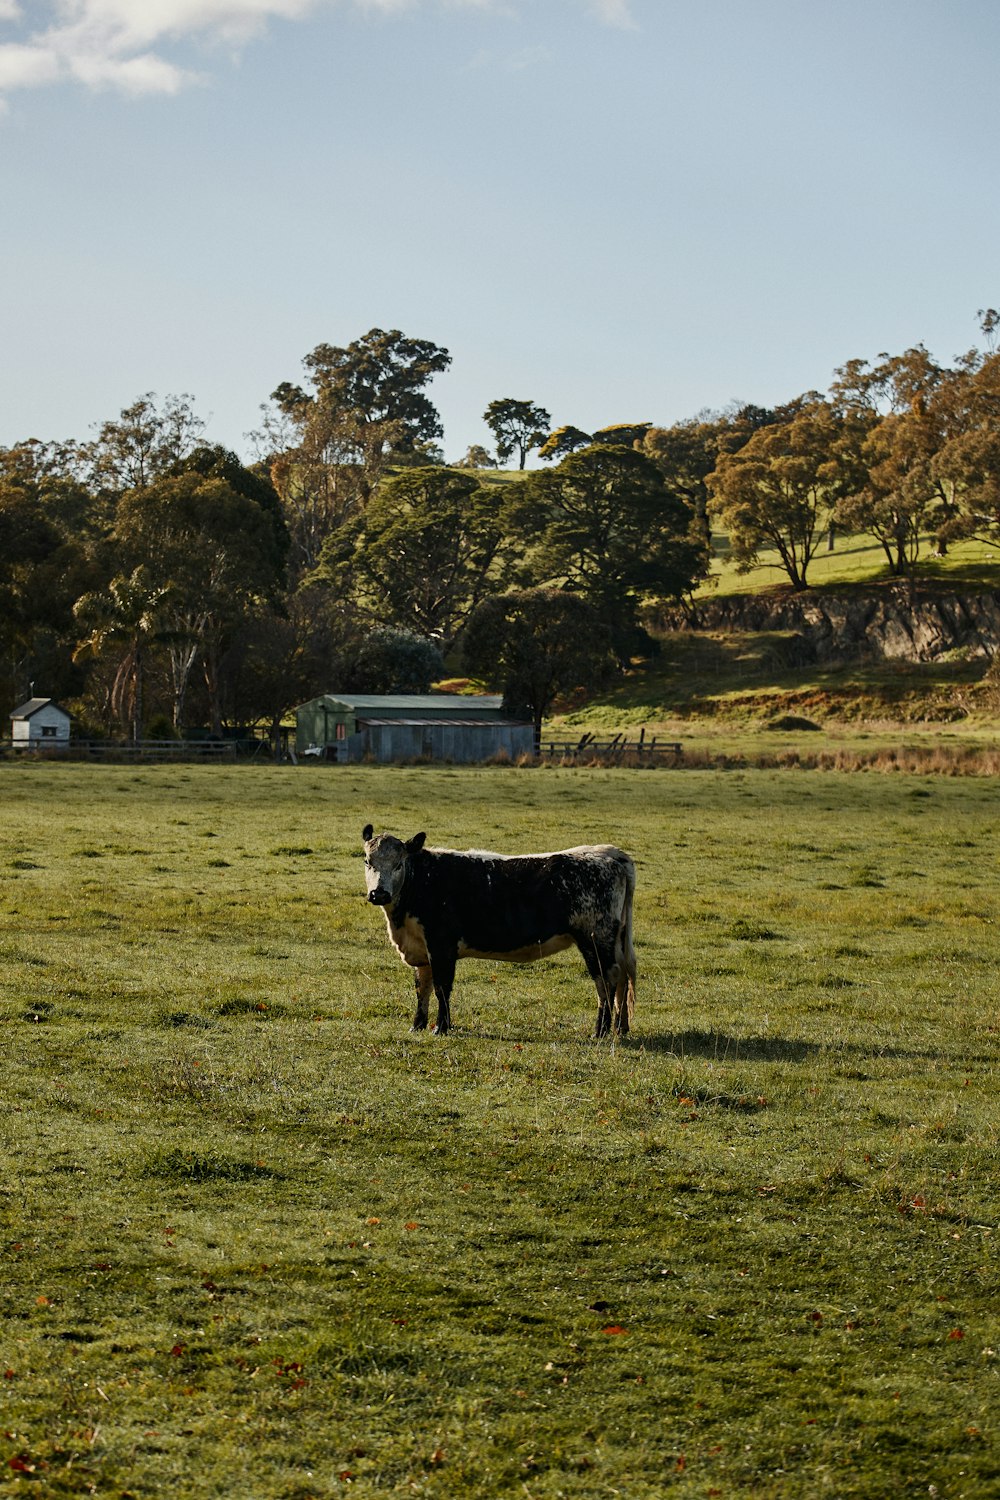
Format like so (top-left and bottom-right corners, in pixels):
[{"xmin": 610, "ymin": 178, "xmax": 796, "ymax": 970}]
[
  {"xmin": 114, "ymin": 467, "xmax": 287, "ymax": 733},
  {"xmin": 454, "ymin": 444, "xmax": 497, "ymax": 469},
  {"xmin": 266, "ymin": 328, "xmax": 452, "ymax": 577},
  {"xmin": 84, "ymin": 392, "xmax": 205, "ymax": 498},
  {"xmin": 483, "ymin": 398, "xmax": 551, "ymax": 469},
  {"xmin": 509, "ymin": 443, "xmax": 707, "ymax": 656},
  {"xmin": 931, "ymin": 351, "xmax": 1000, "ymax": 549},
  {"xmin": 0, "ymin": 451, "xmax": 98, "ymax": 714},
  {"xmin": 591, "ymin": 422, "xmax": 652, "ymax": 448},
  {"xmin": 643, "ymin": 417, "xmax": 727, "ymax": 548},
  {"xmin": 73, "ymin": 568, "xmax": 167, "ymax": 742},
  {"xmin": 346, "ymin": 627, "xmax": 445, "ymax": 694},
  {"xmin": 537, "ymin": 425, "xmax": 592, "ymax": 462},
  {"xmin": 330, "ymin": 466, "xmax": 516, "ymax": 652},
  {"xmin": 829, "ymin": 347, "xmax": 959, "ymax": 574},
  {"xmin": 708, "ymin": 399, "xmax": 857, "ymax": 590},
  {"xmin": 463, "ymin": 587, "xmax": 615, "ymax": 749}
]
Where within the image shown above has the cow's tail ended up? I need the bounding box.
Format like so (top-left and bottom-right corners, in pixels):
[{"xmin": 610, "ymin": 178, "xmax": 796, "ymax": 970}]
[{"xmin": 614, "ymin": 856, "xmax": 637, "ymax": 1033}]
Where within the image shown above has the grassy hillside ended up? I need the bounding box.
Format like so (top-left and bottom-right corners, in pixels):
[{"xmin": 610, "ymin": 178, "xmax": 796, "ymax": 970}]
[
  {"xmin": 451, "ymin": 481, "xmax": 1000, "ymax": 739},
  {"xmin": 545, "ymin": 534, "xmax": 1000, "ymax": 745},
  {"xmin": 698, "ymin": 532, "xmax": 1000, "ymax": 598}
]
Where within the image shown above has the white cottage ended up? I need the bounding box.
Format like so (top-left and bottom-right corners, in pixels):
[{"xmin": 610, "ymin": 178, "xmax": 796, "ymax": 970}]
[{"xmin": 10, "ymin": 698, "xmax": 71, "ymax": 750}]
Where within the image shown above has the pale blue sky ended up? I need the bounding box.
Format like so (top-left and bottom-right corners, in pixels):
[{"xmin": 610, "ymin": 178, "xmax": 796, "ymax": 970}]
[{"xmin": 2, "ymin": 0, "xmax": 998, "ymax": 463}]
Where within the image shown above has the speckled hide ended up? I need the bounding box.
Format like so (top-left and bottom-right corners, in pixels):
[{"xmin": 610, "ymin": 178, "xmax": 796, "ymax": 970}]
[{"xmin": 362, "ymin": 825, "xmax": 637, "ymax": 1038}]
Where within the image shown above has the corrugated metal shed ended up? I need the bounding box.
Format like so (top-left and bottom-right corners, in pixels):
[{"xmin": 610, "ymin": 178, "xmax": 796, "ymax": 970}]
[{"xmin": 295, "ymin": 693, "xmax": 532, "ymax": 764}]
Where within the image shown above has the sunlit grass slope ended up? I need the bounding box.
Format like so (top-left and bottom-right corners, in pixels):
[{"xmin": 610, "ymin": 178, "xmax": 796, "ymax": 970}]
[
  {"xmin": 1, "ymin": 763, "xmax": 999, "ymax": 1496},
  {"xmin": 699, "ymin": 532, "xmax": 1000, "ymax": 598},
  {"xmin": 550, "ymin": 634, "xmax": 1000, "ymax": 749}
]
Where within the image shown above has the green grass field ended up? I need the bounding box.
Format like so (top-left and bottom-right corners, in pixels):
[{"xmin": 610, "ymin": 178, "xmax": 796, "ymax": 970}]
[
  {"xmin": 697, "ymin": 533, "xmax": 1000, "ymax": 599},
  {"xmin": 2, "ymin": 763, "xmax": 999, "ymax": 1497}
]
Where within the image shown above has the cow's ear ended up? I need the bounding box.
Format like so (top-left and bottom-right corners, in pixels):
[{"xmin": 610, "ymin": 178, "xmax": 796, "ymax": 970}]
[
  {"xmin": 407, "ymin": 831, "xmax": 426, "ymax": 853},
  {"xmin": 362, "ymin": 824, "xmax": 374, "ymax": 843}
]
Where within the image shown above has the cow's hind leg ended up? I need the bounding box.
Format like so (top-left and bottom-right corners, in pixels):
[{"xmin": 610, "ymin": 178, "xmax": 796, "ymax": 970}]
[
  {"xmin": 579, "ymin": 937, "xmax": 621, "ymax": 1039},
  {"xmin": 611, "ymin": 920, "xmax": 637, "ymax": 1036},
  {"xmin": 411, "ymin": 964, "xmax": 433, "ymax": 1031}
]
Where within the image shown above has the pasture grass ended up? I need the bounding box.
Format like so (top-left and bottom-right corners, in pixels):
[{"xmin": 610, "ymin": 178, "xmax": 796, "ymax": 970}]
[{"xmin": 1, "ymin": 763, "xmax": 999, "ymax": 1497}]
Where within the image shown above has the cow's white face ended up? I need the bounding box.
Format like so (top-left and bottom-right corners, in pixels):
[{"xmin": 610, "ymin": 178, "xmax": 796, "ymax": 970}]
[{"xmin": 362, "ymin": 826, "xmax": 425, "ymax": 906}]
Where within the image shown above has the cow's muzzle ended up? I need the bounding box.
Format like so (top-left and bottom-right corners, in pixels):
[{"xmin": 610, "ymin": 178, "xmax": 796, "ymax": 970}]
[{"xmin": 368, "ymin": 889, "xmax": 391, "ymax": 905}]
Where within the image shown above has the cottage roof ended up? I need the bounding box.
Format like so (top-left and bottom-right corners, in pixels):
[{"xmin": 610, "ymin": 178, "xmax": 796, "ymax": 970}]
[{"xmin": 10, "ymin": 697, "xmax": 68, "ymax": 720}]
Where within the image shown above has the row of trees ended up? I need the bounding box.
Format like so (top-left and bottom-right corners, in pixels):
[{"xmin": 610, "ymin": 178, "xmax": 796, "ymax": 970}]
[
  {"xmin": 707, "ymin": 331, "xmax": 1000, "ymax": 590},
  {"xmin": 3, "ymin": 318, "xmax": 1000, "ymax": 741}
]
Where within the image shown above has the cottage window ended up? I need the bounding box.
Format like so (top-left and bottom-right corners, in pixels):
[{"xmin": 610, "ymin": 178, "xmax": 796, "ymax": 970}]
[
  {"xmin": 336, "ymin": 723, "xmax": 346, "ymax": 741},
  {"xmin": 40, "ymin": 725, "xmax": 57, "ymax": 738}
]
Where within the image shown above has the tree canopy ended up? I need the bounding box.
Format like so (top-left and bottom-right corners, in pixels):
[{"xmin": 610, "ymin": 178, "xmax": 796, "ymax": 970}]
[
  {"xmin": 462, "ymin": 588, "xmax": 615, "ymax": 744},
  {"xmin": 483, "ymin": 398, "xmax": 551, "ymax": 470},
  {"xmin": 708, "ymin": 400, "xmax": 858, "ymax": 590},
  {"xmin": 327, "ymin": 466, "xmax": 515, "ymax": 651},
  {"xmin": 537, "ymin": 425, "xmax": 592, "ymax": 462},
  {"xmin": 510, "ymin": 444, "xmax": 708, "ymax": 654},
  {"xmin": 5, "ymin": 311, "xmax": 1000, "ymax": 742},
  {"xmin": 265, "ymin": 329, "xmax": 451, "ymax": 577}
]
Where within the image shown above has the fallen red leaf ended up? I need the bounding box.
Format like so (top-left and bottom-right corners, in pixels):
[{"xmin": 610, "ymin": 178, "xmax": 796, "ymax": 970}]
[
  {"xmin": 9, "ymin": 1456, "xmax": 46, "ymax": 1473},
  {"xmin": 601, "ymin": 1324, "xmax": 628, "ymax": 1336},
  {"xmin": 948, "ymin": 1328, "xmax": 965, "ymax": 1341}
]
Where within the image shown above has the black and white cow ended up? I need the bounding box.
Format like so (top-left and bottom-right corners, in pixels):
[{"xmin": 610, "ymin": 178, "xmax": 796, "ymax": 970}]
[{"xmin": 362, "ymin": 825, "xmax": 637, "ymax": 1037}]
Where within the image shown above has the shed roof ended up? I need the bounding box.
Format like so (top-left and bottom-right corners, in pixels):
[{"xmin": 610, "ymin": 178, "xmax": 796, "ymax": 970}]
[
  {"xmin": 10, "ymin": 697, "xmax": 69, "ymax": 720},
  {"xmin": 359, "ymin": 717, "xmax": 529, "ymax": 727},
  {"xmin": 311, "ymin": 693, "xmax": 504, "ymax": 712}
]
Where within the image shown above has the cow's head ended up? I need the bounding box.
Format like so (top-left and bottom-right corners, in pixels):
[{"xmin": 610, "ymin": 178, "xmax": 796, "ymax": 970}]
[{"xmin": 362, "ymin": 825, "xmax": 426, "ymax": 906}]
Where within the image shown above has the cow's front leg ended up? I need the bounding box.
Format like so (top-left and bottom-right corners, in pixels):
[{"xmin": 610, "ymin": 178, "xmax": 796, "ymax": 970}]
[
  {"xmin": 411, "ymin": 964, "xmax": 433, "ymax": 1031},
  {"xmin": 427, "ymin": 945, "xmax": 457, "ymax": 1035}
]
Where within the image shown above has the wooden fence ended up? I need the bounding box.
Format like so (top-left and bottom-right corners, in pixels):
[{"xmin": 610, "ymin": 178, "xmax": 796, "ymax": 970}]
[
  {"xmin": 1, "ymin": 738, "xmax": 246, "ymax": 761},
  {"xmin": 538, "ymin": 731, "xmax": 682, "ymax": 765},
  {"xmin": 2, "ymin": 732, "xmax": 681, "ymax": 766}
]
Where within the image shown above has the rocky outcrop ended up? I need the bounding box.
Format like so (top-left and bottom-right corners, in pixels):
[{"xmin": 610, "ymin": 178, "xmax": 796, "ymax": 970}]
[{"xmin": 664, "ymin": 590, "xmax": 1000, "ymax": 664}]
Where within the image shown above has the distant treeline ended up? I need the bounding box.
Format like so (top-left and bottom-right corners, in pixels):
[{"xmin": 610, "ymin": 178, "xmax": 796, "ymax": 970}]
[{"xmin": 3, "ymin": 319, "xmax": 999, "ymax": 740}]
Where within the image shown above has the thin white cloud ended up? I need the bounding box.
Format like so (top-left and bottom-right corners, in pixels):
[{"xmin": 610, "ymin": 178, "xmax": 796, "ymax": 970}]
[
  {"xmin": 0, "ymin": 40, "xmax": 60, "ymax": 88},
  {"xmin": 51, "ymin": 0, "xmax": 322, "ymax": 51},
  {"xmin": 67, "ymin": 48, "xmax": 190, "ymax": 95},
  {"xmin": 0, "ymin": 0, "xmax": 637, "ymax": 101},
  {"xmin": 0, "ymin": 0, "xmax": 319, "ymax": 98},
  {"xmin": 590, "ymin": 0, "xmax": 636, "ymax": 28}
]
